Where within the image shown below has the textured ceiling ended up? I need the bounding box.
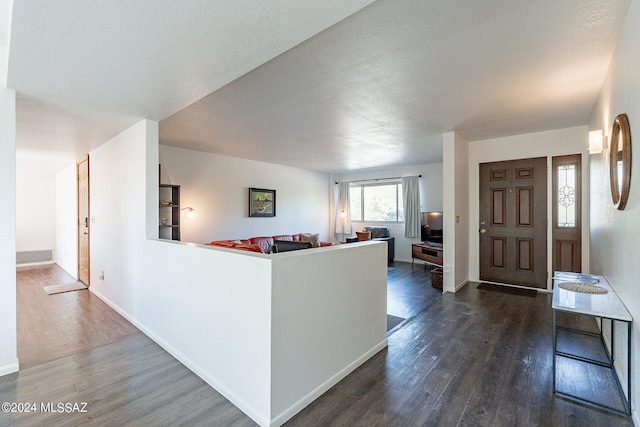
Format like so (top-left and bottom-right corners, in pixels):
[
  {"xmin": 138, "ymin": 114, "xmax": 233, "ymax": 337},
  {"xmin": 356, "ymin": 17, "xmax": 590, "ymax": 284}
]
[
  {"xmin": 8, "ymin": 0, "xmax": 376, "ymax": 159},
  {"xmin": 7, "ymin": 0, "xmax": 632, "ymax": 171}
]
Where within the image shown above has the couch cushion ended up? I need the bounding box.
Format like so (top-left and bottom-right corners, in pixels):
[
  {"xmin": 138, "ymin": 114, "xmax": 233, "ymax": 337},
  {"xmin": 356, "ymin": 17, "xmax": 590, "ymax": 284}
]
[
  {"xmin": 249, "ymin": 236, "xmax": 274, "ymax": 253},
  {"xmin": 234, "ymin": 244, "xmax": 264, "ymax": 253},
  {"xmin": 300, "ymin": 232, "xmax": 320, "ymax": 247},
  {"xmin": 356, "ymin": 231, "xmax": 371, "ymax": 241},
  {"xmin": 362, "ymin": 226, "xmax": 389, "ymax": 238},
  {"xmin": 272, "ymin": 234, "xmax": 293, "ymax": 241},
  {"xmin": 208, "ymin": 240, "xmax": 236, "ymax": 247},
  {"xmin": 232, "ymin": 239, "xmax": 251, "ymax": 244}
]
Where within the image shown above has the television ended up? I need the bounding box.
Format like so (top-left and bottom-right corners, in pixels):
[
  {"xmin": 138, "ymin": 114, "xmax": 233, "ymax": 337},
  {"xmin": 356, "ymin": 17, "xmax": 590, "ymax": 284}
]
[
  {"xmin": 421, "ymin": 212, "xmax": 443, "ymax": 245},
  {"xmin": 270, "ymin": 240, "xmax": 313, "ymax": 253}
]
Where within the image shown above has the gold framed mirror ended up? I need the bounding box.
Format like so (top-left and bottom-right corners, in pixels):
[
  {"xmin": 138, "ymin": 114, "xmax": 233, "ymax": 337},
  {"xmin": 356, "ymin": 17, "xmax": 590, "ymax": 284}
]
[{"xmin": 609, "ymin": 113, "xmax": 632, "ymax": 210}]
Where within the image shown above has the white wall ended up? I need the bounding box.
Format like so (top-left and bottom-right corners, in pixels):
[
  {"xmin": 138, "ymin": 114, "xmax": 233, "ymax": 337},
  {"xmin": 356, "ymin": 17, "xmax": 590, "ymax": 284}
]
[
  {"xmin": 589, "ymin": 0, "xmax": 640, "ymax": 423},
  {"xmin": 442, "ymin": 132, "xmax": 470, "ymax": 292},
  {"xmin": 159, "ymin": 145, "xmax": 331, "ymax": 244},
  {"xmin": 0, "ymin": 88, "xmax": 18, "ymax": 376},
  {"xmin": 16, "ymin": 154, "xmax": 71, "ymax": 261},
  {"xmin": 139, "ymin": 242, "xmax": 274, "ymax": 425},
  {"xmin": 56, "ymin": 162, "xmax": 77, "ymax": 277},
  {"xmin": 85, "ymin": 119, "xmax": 386, "ymax": 426},
  {"xmin": 467, "ymin": 126, "xmax": 589, "ymax": 287},
  {"xmin": 89, "ymin": 120, "xmax": 273, "ymax": 422},
  {"xmin": 270, "ymin": 241, "xmax": 387, "ymax": 423},
  {"xmin": 94, "ymin": 122, "xmax": 264, "ymax": 424},
  {"xmin": 90, "ymin": 120, "xmax": 153, "ymax": 294},
  {"xmin": 334, "ymin": 163, "xmax": 444, "ymax": 262}
]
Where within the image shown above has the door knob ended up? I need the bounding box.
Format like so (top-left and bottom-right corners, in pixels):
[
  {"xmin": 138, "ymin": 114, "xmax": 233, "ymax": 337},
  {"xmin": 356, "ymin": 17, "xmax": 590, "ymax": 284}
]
[{"xmin": 480, "ymin": 228, "xmax": 487, "ymax": 234}]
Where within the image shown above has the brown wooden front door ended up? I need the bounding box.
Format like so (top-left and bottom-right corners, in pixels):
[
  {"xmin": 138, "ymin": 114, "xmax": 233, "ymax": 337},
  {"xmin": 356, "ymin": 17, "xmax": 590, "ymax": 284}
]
[
  {"xmin": 479, "ymin": 157, "xmax": 547, "ymax": 288},
  {"xmin": 77, "ymin": 155, "xmax": 90, "ymax": 285}
]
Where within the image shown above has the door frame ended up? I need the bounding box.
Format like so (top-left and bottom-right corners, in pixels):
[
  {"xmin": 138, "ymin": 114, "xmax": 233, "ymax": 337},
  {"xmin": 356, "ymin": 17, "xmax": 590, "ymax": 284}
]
[
  {"xmin": 478, "ymin": 157, "xmax": 548, "ymax": 288},
  {"xmin": 469, "ymin": 151, "xmax": 589, "ymax": 292},
  {"xmin": 77, "ymin": 155, "xmax": 90, "ymax": 286},
  {"xmin": 552, "ymin": 154, "xmax": 582, "ymax": 274}
]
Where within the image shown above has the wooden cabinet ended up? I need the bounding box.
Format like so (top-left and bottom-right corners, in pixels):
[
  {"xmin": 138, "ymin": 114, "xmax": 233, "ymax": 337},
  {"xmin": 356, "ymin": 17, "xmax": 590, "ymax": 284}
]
[
  {"xmin": 159, "ymin": 184, "xmax": 180, "ymax": 240},
  {"xmin": 412, "ymin": 243, "xmax": 443, "ymax": 267}
]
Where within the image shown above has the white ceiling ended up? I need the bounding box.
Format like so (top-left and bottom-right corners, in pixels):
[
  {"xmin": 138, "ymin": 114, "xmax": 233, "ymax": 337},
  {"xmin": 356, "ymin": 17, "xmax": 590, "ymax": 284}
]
[
  {"xmin": 7, "ymin": 0, "xmax": 376, "ymax": 159},
  {"xmin": 7, "ymin": 0, "xmax": 631, "ymax": 172}
]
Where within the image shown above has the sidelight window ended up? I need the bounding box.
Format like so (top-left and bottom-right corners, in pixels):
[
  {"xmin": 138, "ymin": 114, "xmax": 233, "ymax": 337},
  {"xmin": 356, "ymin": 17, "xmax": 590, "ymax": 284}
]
[{"xmin": 557, "ymin": 164, "xmax": 577, "ymax": 227}]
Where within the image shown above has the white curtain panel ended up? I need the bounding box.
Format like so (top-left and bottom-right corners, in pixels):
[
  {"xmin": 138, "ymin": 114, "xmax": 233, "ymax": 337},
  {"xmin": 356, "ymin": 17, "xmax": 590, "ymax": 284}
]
[
  {"xmin": 402, "ymin": 176, "xmax": 420, "ymax": 238},
  {"xmin": 334, "ymin": 182, "xmax": 352, "ymax": 241}
]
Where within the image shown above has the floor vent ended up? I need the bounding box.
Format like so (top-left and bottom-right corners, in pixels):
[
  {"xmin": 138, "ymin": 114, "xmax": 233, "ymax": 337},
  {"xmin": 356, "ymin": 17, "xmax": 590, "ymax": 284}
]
[{"xmin": 17, "ymin": 250, "xmax": 53, "ymax": 264}]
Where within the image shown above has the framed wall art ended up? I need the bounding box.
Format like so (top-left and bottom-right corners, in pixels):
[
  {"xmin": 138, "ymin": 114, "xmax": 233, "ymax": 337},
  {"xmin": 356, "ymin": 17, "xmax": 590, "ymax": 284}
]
[{"xmin": 249, "ymin": 188, "xmax": 276, "ymax": 217}]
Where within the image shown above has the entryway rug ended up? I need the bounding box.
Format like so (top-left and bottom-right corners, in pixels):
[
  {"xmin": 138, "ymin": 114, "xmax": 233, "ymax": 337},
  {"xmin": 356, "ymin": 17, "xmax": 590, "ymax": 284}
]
[
  {"xmin": 387, "ymin": 314, "xmax": 406, "ymax": 332},
  {"xmin": 44, "ymin": 282, "xmax": 88, "ymax": 295},
  {"xmin": 477, "ymin": 282, "xmax": 538, "ymax": 298}
]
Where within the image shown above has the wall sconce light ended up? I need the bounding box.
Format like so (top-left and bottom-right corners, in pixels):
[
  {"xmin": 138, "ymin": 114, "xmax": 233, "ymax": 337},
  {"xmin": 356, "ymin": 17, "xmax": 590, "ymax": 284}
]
[
  {"xmin": 180, "ymin": 207, "xmax": 197, "ymax": 218},
  {"xmin": 588, "ymin": 130, "xmax": 604, "ymax": 154}
]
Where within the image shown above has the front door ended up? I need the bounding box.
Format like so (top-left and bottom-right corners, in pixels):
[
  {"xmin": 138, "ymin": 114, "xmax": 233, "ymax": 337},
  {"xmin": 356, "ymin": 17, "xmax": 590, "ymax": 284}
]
[
  {"xmin": 77, "ymin": 155, "xmax": 90, "ymax": 285},
  {"xmin": 479, "ymin": 157, "xmax": 547, "ymax": 288}
]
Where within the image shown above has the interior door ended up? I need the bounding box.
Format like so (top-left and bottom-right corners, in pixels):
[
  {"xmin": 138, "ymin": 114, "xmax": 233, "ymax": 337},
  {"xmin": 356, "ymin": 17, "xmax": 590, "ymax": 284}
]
[
  {"xmin": 77, "ymin": 155, "xmax": 90, "ymax": 285},
  {"xmin": 479, "ymin": 157, "xmax": 547, "ymax": 288}
]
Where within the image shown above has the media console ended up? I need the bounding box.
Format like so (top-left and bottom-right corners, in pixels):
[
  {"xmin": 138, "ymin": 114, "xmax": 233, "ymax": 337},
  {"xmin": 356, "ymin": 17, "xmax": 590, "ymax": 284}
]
[{"xmin": 411, "ymin": 243, "xmax": 443, "ymax": 268}]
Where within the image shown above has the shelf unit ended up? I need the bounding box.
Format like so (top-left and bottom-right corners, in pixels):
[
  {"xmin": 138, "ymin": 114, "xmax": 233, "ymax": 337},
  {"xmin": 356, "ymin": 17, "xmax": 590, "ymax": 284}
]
[{"xmin": 159, "ymin": 184, "xmax": 180, "ymax": 241}]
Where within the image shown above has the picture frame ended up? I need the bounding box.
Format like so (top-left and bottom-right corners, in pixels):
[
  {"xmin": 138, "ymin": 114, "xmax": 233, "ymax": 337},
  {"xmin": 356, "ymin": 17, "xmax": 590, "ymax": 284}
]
[{"xmin": 249, "ymin": 188, "xmax": 276, "ymax": 217}]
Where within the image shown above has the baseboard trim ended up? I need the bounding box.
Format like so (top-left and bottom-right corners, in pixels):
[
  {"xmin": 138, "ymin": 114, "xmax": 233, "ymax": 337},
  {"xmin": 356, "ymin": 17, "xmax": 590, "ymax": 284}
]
[
  {"xmin": 16, "ymin": 260, "xmax": 56, "ymax": 268},
  {"xmin": 455, "ymin": 279, "xmax": 469, "ymax": 292},
  {"xmin": 88, "ymin": 286, "xmax": 271, "ymax": 427},
  {"xmin": 0, "ymin": 359, "xmax": 19, "ymax": 377},
  {"xmin": 270, "ymin": 338, "xmax": 388, "ymax": 427},
  {"xmin": 88, "ymin": 286, "xmax": 388, "ymax": 427}
]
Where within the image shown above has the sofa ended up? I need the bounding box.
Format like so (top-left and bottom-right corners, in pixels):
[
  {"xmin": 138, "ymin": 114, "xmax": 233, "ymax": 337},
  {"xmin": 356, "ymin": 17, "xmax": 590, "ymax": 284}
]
[
  {"xmin": 208, "ymin": 233, "xmax": 334, "ymax": 254},
  {"xmin": 362, "ymin": 226, "xmax": 395, "ymax": 264}
]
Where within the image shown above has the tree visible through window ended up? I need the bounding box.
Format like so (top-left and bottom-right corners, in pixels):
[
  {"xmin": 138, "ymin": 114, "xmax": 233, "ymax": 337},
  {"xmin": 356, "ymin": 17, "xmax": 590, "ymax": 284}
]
[{"xmin": 350, "ymin": 182, "xmax": 404, "ymax": 222}]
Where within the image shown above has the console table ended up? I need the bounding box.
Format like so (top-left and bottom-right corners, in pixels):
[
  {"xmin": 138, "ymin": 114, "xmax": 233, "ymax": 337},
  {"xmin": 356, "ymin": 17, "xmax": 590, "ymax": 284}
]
[
  {"xmin": 552, "ymin": 272, "xmax": 632, "ymax": 416},
  {"xmin": 411, "ymin": 243, "xmax": 443, "ymax": 268}
]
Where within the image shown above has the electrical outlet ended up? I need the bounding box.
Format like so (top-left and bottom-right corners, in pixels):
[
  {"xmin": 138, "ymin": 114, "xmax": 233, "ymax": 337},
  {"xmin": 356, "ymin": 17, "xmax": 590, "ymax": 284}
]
[{"xmin": 99, "ymin": 271, "xmax": 104, "ymax": 280}]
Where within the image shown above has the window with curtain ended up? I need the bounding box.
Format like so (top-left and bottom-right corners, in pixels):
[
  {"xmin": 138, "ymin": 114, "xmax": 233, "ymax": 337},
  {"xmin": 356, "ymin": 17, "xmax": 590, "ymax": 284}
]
[
  {"xmin": 402, "ymin": 175, "xmax": 420, "ymax": 238},
  {"xmin": 349, "ymin": 182, "xmax": 404, "ymax": 222}
]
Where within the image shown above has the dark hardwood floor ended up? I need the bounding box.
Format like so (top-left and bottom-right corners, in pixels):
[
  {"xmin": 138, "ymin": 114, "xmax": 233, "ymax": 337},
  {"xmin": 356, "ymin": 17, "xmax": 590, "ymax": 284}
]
[
  {"xmin": 387, "ymin": 262, "xmax": 442, "ymax": 321},
  {"xmin": 2, "ymin": 262, "xmax": 632, "ymax": 426},
  {"xmin": 286, "ymin": 265, "xmax": 633, "ymax": 427}
]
